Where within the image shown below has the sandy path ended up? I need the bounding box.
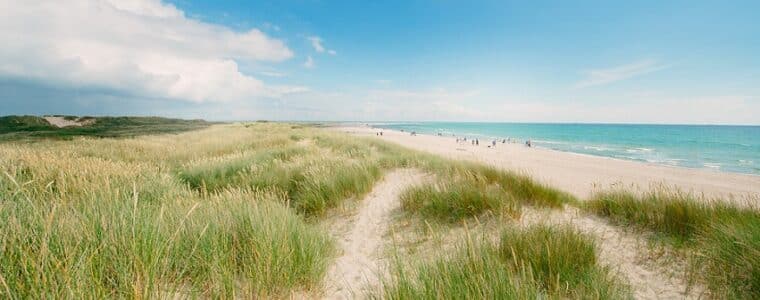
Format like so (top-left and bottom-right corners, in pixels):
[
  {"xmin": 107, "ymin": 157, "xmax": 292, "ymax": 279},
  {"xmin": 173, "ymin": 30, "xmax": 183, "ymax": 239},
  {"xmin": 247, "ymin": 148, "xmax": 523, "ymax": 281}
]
[
  {"xmin": 322, "ymin": 169, "xmax": 425, "ymax": 299},
  {"xmin": 522, "ymin": 207, "xmax": 705, "ymax": 299},
  {"xmin": 334, "ymin": 126, "xmax": 760, "ymax": 205}
]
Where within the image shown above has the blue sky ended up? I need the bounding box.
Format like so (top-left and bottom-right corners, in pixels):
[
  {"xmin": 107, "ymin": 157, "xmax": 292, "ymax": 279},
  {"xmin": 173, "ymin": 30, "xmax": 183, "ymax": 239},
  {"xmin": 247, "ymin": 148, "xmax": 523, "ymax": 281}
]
[{"xmin": 1, "ymin": 0, "xmax": 759, "ymax": 124}]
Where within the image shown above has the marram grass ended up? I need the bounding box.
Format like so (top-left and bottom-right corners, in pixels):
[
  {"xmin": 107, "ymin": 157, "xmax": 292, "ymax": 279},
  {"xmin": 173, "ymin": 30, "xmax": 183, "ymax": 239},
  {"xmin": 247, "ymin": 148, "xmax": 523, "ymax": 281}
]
[
  {"xmin": 400, "ymin": 173, "xmax": 521, "ymax": 223},
  {"xmin": 0, "ymin": 122, "xmax": 573, "ymax": 297},
  {"xmin": 585, "ymin": 189, "xmax": 760, "ymax": 299},
  {"xmin": 380, "ymin": 225, "xmax": 630, "ymax": 299}
]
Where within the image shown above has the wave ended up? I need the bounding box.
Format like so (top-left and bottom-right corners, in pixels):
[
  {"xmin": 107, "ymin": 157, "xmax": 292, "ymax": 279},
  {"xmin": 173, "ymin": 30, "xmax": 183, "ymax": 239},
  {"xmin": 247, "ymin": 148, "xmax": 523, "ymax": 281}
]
[
  {"xmin": 581, "ymin": 145, "xmax": 615, "ymax": 152},
  {"xmin": 533, "ymin": 139, "xmax": 567, "ymax": 145},
  {"xmin": 625, "ymin": 147, "xmax": 654, "ymax": 153}
]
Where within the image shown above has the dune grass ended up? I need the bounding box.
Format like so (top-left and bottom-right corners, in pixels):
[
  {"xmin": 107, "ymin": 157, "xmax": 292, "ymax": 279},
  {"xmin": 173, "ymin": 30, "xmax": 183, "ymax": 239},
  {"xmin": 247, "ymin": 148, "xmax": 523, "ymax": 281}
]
[
  {"xmin": 398, "ymin": 160, "xmax": 572, "ymax": 223},
  {"xmin": 400, "ymin": 175, "xmax": 521, "ymax": 223},
  {"xmin": 585, "ymin": 189, "xmax": 759, "ymax": 299},
  {"xmin": 443, "ymin": 162, "xmax": 574, "ymax": 208},
  {"xmin": 177, "ymin": 136, "xmax": 383, "ymax": 216},
  {"xmin": 0, "ymin": 124, "xmax": 336, "ymax": 297},
  {"xmin": 0, "ymin": 139, "xmax": 333, "ymax": 298},
  {"xmin": 381, "ymin": 225, "xmax": 629, "ymax": 299},
  {"xmin": 1, "ymin": 122, "xmax": 571, "ymax": 297}
]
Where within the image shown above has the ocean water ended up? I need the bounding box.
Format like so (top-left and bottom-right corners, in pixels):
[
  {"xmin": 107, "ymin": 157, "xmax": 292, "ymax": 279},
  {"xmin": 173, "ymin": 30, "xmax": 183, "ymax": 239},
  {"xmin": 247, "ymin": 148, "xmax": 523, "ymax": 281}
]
[{"xmin": 370, "ymin": 122, "xmax": 760, "ymax": 175}]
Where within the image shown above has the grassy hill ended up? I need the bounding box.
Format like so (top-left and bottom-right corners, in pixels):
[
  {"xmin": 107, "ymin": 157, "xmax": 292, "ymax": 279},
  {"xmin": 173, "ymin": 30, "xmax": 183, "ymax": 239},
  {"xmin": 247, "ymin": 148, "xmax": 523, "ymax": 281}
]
[{"xmin": 0, "ymin": 115, "xmax": 212, "ymax": 140}]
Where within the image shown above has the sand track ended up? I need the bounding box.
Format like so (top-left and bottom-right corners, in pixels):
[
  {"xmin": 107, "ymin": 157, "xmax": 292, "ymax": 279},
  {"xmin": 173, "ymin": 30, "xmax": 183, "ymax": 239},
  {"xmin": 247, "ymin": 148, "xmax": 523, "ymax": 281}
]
[
  {"xmin": 522, "ymin": 207, "xmax": 706, "ymax": 299},
  {"xmin": 322, "ymin": 169, "xmax": 425, "ymax": 299}
]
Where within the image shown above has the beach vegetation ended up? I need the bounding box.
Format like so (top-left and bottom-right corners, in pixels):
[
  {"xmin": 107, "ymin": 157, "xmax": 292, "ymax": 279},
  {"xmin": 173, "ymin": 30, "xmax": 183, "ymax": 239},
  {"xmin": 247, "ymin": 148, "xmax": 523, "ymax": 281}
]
[
  {"xmin": 400, "ymin": 174, "xmax": 521, "ymax": 222},
  {"xmin": 7, "ymin": 120, "xmax": 752, "ymax": 298},
  {"xmin": 0, "ymin": 115, "xmax": 211, "ymax": 141},
  {"xmin": 0, "ymin": 149, "xmax": 332, "ymax": 298},
  {"xmin": 585, "ymin": 189, "xmax": 759, "ymax": 298},
  {"xmin": 380, "ymin": 225, "xmax": 629, "ymax": 299}
]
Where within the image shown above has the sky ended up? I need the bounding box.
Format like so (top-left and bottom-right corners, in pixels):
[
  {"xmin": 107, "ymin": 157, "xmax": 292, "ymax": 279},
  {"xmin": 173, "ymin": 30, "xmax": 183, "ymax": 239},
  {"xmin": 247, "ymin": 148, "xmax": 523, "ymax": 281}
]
[{"xmin": 1, "ymin": 0, "xmax": 759, "ymax": 124}]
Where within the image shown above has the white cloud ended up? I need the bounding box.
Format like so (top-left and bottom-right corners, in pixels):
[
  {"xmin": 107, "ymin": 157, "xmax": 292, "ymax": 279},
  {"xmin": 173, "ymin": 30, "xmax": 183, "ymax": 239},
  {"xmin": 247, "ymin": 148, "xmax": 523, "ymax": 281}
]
[
  {"xmin": 307, "ymin": 36, "xmax": 325, "ymax": 53},
  {"xmin": 307, "ymin": 36, "xmax": 337, "ymax": 55},
  {"xmin": 304, "ymin": 56, "xmax": 315, "ymax": 68},
  {"xmin": 258, "ymin": 71, "xmax": 287, "ymax": 77},
  {"xmin": 0, "ymin": 0, "xmax": 300, "ymax": 102},
  {"xmin": 575, "ymin": 59, "xmax": 669, "ymax": 88}
]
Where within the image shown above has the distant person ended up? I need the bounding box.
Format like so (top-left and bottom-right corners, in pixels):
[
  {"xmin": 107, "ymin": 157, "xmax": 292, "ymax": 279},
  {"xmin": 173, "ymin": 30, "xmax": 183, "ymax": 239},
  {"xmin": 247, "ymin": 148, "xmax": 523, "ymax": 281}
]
[
  {"xmin": 476, "ymin": 139, "xmax": 479, "ymax": 146},
  {"xmin": 502, "ymin": 139, "xmax": 506, "ymax": 144},
  {"xmin": 526, "ymin": 140, "xmax": 532, "ymax": 147},
  {"xmin": 492, "ymin": 140, "xmax": 496, "ymax": 147},
  {"xmin": 380, "ymin": 131, "xmax": 383, "ymax": 136}
]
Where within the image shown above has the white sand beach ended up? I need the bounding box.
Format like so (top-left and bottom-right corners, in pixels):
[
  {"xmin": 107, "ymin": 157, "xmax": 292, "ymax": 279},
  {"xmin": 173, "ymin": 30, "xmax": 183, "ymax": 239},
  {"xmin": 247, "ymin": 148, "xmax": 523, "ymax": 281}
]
[{"xmin": 334, "ymin": 126, "xmax": 760, "ymax": 205}]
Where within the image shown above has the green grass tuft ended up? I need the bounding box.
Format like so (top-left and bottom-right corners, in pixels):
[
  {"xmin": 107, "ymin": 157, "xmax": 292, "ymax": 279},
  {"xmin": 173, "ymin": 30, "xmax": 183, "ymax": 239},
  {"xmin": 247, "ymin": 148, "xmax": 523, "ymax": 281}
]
[
  {"xmin": 694, "ymin": 214, "xmax": 760, "ymax": 299},
  {"xmin": 400, "ymin": 175, "xmax": 520, "ymax": 222},
  {"xmin": 498, "ymin": 225, "xmax": 616, "ymax": 295},
  {"xmin": 585, "ymin": 189, "xmax": 760, "ymax": 298},
  {"xmin": 381, "ymin": 225, "xmax": 629, "ymax": 299}
]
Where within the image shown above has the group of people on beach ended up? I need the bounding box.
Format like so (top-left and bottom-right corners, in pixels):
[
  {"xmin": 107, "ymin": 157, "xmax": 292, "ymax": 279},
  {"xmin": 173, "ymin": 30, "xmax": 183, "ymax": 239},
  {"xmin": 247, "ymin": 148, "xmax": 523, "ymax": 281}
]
[
  {"xmin": 455, "ymin": 136, "xmax": 532, "ymax": 148},
  {"xmin": 379, "ymin": 129, "xmax": 533, "ymax": 149}
]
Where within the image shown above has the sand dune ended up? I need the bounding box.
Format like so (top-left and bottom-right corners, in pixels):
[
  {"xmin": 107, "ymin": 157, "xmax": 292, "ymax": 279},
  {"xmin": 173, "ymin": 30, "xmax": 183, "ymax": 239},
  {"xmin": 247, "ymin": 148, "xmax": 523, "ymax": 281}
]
[
  {"xmin": 43, "ymin": 116, "xmax": 95, "ymax": 128},
  {"xmin": 335, "ymin": 126, "xmax": 760, "ymax": 205}
]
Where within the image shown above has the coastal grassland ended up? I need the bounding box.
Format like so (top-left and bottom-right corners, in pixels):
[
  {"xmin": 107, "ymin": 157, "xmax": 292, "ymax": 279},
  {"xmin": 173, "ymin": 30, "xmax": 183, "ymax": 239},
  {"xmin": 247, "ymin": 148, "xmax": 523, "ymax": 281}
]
[
  {"xmin": 400, "ymin": 175, "xmax": 521, "ymax": 223},
  {"xmin": 398, "ymin": 163, "xmax": 573, "ymax": 223},
  {"xmin": 0, "ymin": 122, "xmax": 576, "ymax": 297},
  {"xmin": 0, "ymin": 135, "xmax": 332, "ymax": 298},
  {"xmin": 0, "ymin": 115, "xmax": 210, "ymax": 141},
  {"xmin": 176, "ymin": 125, "xmax": 572, "ymax": 217},
  {"xmin": 380, "ymin": 225, "xmax": 629, "ymax": 299},
  {"xmin": 585, "ymin": 190, "xmax": 760, "ymax": 299}
]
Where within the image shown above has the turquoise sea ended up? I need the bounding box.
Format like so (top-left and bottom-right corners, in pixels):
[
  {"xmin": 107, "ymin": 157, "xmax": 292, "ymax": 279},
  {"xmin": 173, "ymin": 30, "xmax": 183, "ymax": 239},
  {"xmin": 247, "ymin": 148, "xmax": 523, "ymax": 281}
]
[{"xmin": 370, "ymin": 122, "xmax": 760, "ymax": 175}]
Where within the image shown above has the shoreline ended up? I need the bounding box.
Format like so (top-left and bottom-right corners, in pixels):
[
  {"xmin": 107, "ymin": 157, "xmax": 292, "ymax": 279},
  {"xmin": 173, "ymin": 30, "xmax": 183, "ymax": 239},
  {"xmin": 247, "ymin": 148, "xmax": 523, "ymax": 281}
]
[
  {"xmin": 333, "ymin": 125, "xmax": 760, "ymax": 205},
  {"xmin": 363, "ymin": 124, "xmax": 759, "ymax": 177}
]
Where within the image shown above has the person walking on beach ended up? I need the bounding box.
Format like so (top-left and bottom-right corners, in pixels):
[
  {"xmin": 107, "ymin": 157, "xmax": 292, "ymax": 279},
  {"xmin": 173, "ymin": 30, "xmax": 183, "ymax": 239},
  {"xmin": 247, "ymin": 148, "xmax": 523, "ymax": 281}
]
[
  {"xmin": 492, "ymin": 140, "xmax": 496, "ymax": 147},
  {"xmin": 476, "ymin": 139, "xmax": 479, "ymax": 146}
]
